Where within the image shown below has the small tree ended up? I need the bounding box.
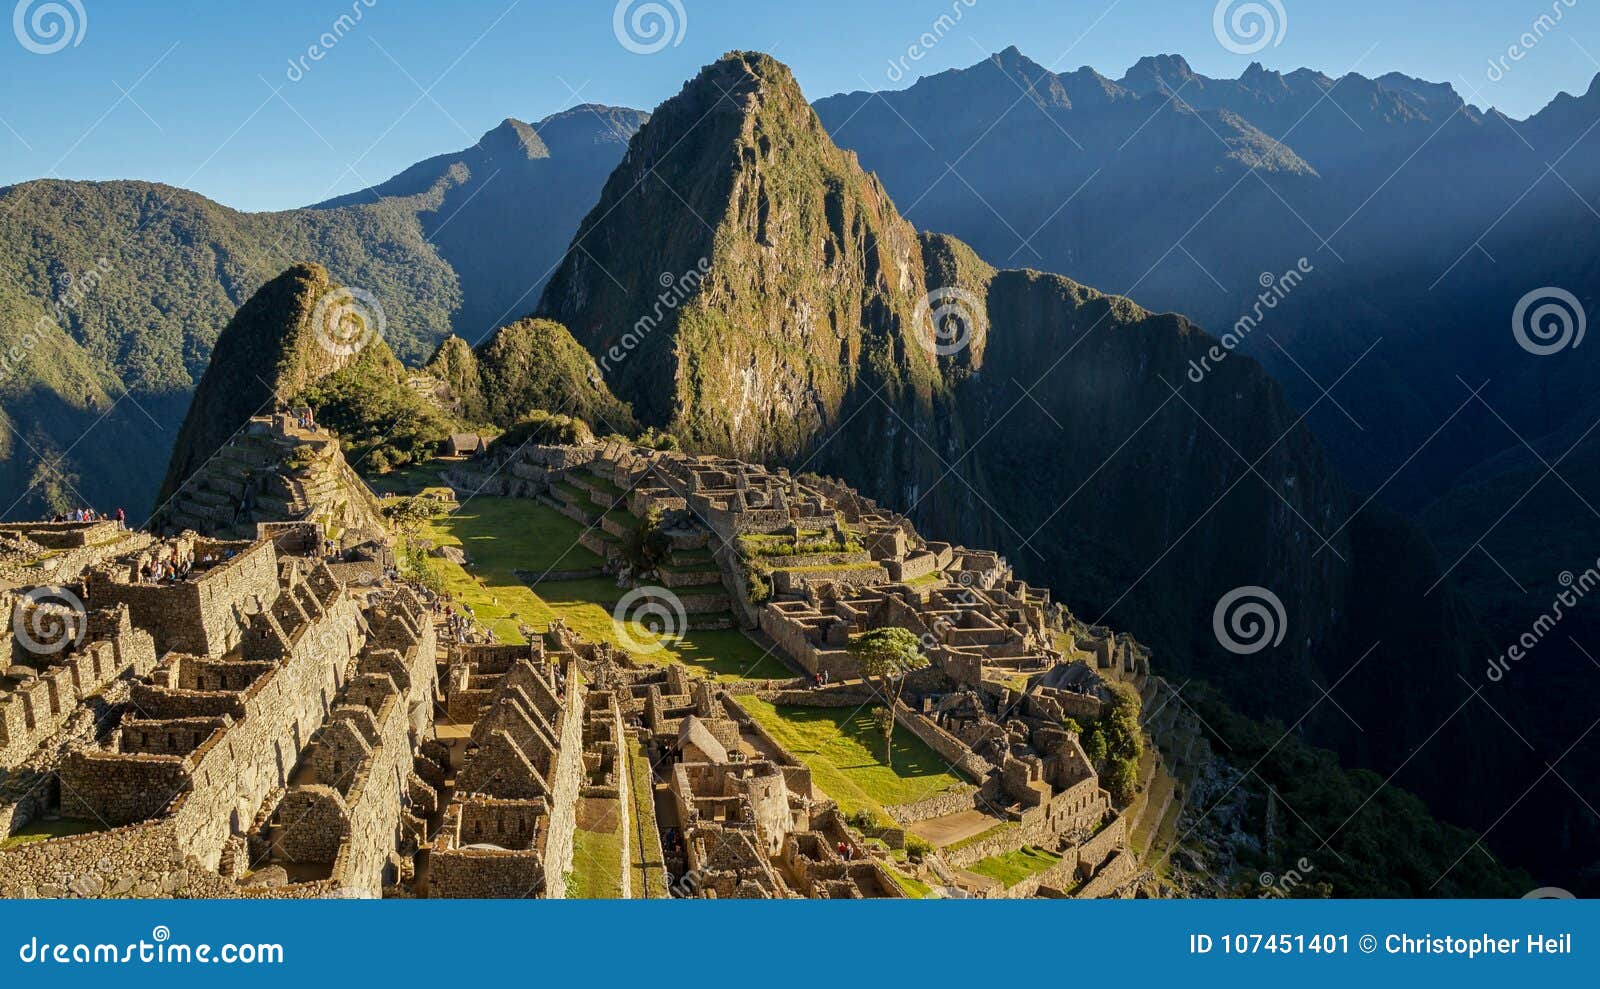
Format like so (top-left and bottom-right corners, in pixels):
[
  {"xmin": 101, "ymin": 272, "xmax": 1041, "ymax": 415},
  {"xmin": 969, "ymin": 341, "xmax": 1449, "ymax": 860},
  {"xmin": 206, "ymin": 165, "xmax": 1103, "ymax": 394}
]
[
  {"xmin": 848, "ymin": 627, "xmax": 929, "ymax": 767},
  {"xmin": 622, "ymin": 507, "xmax": 672, "ymax": 574},
  {"xmin": 383, "ymin": 495, "xmax": 444, "ymax": 537},
  {"xmin": 1103, "ymin": 755, "xmax": 1138, "ymax": 806}
]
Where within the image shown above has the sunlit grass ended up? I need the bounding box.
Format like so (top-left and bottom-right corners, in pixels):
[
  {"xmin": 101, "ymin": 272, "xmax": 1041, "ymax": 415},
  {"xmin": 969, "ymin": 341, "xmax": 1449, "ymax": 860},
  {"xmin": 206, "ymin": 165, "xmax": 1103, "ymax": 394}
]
[
  {"xmin": 967, "ymin": 846, "xmax": 1061, "ymax": 887},
  {"xmin": 736, "ymin": 697, "xmax": 967, "ymax": 821},
  {"xmin": 422, "ymin": 495, "xmax": 789, "ymax": 679}
]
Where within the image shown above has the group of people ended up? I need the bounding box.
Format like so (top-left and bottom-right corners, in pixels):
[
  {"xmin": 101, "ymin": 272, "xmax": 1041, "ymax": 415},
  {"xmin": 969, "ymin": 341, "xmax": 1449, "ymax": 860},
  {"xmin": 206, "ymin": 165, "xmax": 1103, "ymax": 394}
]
[
  {"xmin": 434, "ymin": 598, "xmax": 480, "ymax": 644},
  {"xmin": 810, "ymin": 670, "xmax": 832, "ymax": 689},
  {"xmin": 137, "ymin": 545, "xmax": 232, "ymax": 584},
  {"xmin": 49, "ymin": 506, "xmax": 126, "ymax": 528}
]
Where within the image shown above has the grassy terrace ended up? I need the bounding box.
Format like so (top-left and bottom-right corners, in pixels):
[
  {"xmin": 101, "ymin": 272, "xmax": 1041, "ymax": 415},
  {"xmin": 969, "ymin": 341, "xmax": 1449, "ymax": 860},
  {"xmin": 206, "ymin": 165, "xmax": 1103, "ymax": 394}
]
[
  {"xmin": 737, "ymin": 697, "xmax": 967, "ymax": 822},
  {"xmin": 627, "ymin": 736, "xmax": 669, "ymax": 898},
  {"xmin": 892, "ymin": 870, "xmax": 933, "ymax": 899},
  {"xmin": 967, "ymin": 846, "xmax": 1062, "ymax": 887},
  {"xmin": 578, "ymin": 470, "xmax": 628, "ymax": 498},
  {"xmin": 569, "ymin": 818, "xmax": 624, "ymax": 899},
  {"xmin": 418, "ymin": 495, "xmax": 790, "ymax": 680},
  {"xmin": 767, "ymin": 562, "xmax": 883, "ymax": 577}
]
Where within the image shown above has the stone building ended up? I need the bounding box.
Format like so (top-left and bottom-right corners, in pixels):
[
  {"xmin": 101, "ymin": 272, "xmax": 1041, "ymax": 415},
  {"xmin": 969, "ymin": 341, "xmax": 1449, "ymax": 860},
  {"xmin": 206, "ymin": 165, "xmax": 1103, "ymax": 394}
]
[
  {"xmin": 0, "ymin": 535, "xmax": 442, "ymax": 900},
  {"xmin": 429, "ymin": 636, "xmax": 587, "ymax": 898}
]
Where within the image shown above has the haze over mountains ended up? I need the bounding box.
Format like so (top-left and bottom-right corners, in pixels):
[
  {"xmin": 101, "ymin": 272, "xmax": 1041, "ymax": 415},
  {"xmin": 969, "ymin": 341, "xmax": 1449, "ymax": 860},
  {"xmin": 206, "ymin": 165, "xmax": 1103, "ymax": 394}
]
[{"xmin": 3, "ymin": 46, "xmax": 1599, "ymax": 889}]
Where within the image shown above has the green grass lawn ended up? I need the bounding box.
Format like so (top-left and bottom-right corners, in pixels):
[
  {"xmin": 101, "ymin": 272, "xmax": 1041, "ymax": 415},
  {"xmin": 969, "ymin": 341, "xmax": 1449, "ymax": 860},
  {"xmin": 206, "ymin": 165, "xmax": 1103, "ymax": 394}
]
[
  {"xmin": 967, "ymin": 846, "xmax": 1062, "ymax": 887},
  {"xmin": 569, "ymin": 822, "xmax": 624, "ymax": 899},
  {"xmin": 366, "ymin": 462, "xmax": 450, "ymax": 497},
  {"xmin": 431, "ymin": 498, "xmax": 604, "ymax": 575},
  {"xmin": 627, "ymin": 735, "xmax": 670, "ymax": 899},
  {"xmin": 891, "ymin": 870, "xmax": 933, "ymax": 899},
  {"xmin": 736, "ymin": 697, "xmax": 968, "ymax": 821},
  {"xmin": 0, "ymin": 818, "xmax": 98, "ymax": 850},
  {"xmin": 423, "ymin": 496, "xmax": 789, "ymax": 679}
]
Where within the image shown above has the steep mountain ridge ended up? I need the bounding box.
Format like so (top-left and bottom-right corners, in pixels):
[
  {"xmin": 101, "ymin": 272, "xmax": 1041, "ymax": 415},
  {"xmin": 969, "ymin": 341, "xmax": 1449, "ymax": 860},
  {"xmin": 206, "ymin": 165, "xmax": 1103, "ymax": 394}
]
[
  {"xmin": 157, "ymin": 263, "xmax": 359, "ymax": 505},
  {"xmin": 315, "ymin": 105, "xmax": 649, "ymax": 341},
  {"xmin": 508, "ymin": 53, "xmax": 1513, "ymax": 851}
]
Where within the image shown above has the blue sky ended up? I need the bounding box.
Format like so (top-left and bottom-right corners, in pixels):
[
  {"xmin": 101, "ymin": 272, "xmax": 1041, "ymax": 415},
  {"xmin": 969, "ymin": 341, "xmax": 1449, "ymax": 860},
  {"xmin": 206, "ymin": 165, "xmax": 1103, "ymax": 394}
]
[{"xmin": 2, "ymin": 0, "xmax": 1597, "ymax": 212}]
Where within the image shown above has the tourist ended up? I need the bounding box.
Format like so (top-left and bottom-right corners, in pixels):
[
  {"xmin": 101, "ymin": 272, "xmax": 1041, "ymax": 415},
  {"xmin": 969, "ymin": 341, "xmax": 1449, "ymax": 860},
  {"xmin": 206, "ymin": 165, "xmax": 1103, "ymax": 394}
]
[{"xmin": 114, "ymin": 507, "xmax": 126, "ymax": 529}]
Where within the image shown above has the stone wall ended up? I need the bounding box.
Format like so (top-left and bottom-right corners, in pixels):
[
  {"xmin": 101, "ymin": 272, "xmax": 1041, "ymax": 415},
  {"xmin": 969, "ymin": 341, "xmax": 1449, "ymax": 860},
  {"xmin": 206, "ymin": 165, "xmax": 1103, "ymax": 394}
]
[
  {"xmin": 890, "ymin": 703, "xmax": 990, "ymax": 781},
  {"xmin": 0, "ymin": 818, "xmax": 236, "ymax": 899},
  {"xmin": 0, "ymin": 521, "xmax": 119, "ymax": 550},
  {"xmin": 884, "ymin": 786, "xmax": 981, "ymax": 825},
  {"xmin": 541, "ymin": 663, "xmax": 586, "ymax": 899},
  {"xmin": 1076, "ymin": 848, "xmax": 1135, "ymax": 898},
  {"xmin": 88, "ymin": 539, "xmax": 280, "ymax": 658},
  {"xmin": 1, "ymin": 605, "xmax": 157, "ymax": 769}
]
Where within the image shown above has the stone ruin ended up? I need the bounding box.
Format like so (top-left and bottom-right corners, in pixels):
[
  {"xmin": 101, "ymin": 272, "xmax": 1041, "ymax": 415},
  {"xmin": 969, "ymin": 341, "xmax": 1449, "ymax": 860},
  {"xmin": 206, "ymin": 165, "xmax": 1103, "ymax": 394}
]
[
  {"xmin": 0, "ymin": 530, "xmax": 441, "ymax": 899},
  {"xmin": 428, "ymin": 637, "xmax": 586, "ymax": 898},
  {"xmin": 430, "ymin": 438, "xmax": 1203, "ymax": 897}
]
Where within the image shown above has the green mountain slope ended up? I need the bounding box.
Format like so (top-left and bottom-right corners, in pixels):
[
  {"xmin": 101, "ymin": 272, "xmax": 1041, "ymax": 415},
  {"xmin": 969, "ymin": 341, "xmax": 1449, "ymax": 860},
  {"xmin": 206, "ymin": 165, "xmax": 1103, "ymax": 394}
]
[{"xmin": 512, "ymin": 51, "xmax": 1516, "ymax": 871}]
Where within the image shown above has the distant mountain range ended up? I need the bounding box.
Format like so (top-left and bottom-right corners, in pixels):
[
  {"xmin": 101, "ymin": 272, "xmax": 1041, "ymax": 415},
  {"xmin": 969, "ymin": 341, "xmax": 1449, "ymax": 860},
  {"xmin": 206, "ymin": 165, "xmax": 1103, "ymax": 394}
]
[
  {"xmin": 4, "ymin": 46, "xmax": 1599, "ymax": 889},
  {"xmin": 814, "ymin": 48, "xmax": 1600, "ymax": 890}
]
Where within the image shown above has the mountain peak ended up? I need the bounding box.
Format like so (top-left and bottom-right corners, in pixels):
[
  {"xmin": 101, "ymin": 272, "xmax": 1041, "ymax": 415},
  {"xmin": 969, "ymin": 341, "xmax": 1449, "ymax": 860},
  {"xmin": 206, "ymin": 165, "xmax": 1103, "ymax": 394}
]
[
  {"xmin": 1123, "ymin": 53, "xmax": 1198, "ymax": 92},
  {"xmin": 474, "ymin": 117, "xmax": 550, "ymax": 160},
  {"xmin": 158, "ymin": 262, "xmax": 361, "ymax": 503},
  {"xmin": 992, "ymin": 45, "xmax": 1049, "ymax": 75},
  {"xmin": 662, "ymin": 50, "xmax": 811, "ymax": 127}
]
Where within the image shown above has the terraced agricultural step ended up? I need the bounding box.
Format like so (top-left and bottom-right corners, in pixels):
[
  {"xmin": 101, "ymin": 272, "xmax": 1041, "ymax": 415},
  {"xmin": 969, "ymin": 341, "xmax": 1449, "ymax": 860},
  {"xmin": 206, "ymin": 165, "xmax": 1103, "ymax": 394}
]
[{"xmin": 188, "ymin": 488, "xmax": 233, "ymax": 509}]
